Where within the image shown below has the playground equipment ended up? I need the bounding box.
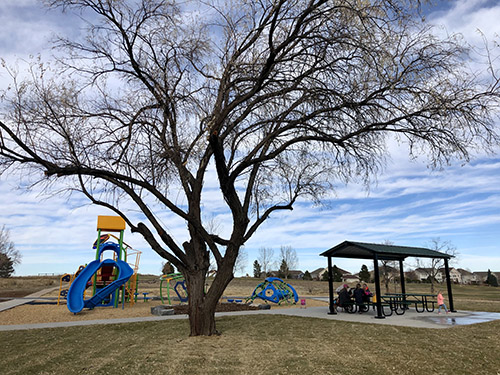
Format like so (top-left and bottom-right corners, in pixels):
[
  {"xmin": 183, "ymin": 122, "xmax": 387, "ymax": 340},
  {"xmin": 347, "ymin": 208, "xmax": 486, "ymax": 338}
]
[
  {"xmin": 159, "ymin": 273, "xmax": 188, "ymax": 304},
  {"xmin": 66, "ymin": 216, "xmax": 141, "ymax": 313},
  {"xmin": 57, "ymin": 265, "xmax": 86, "ymax": 305},
  {"xmin": 247, "ymin": 277, "xmax": 299, "ymax": 305}
]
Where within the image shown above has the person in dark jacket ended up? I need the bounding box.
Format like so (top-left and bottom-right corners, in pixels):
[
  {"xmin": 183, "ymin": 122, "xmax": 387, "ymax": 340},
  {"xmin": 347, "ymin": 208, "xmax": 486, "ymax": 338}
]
[
  {"xmin": 353, "ymin": 283, "xmax": 366, "ymax": 313},
  {"xmin": 338, "ymin": 284, "xmax": 351, "ymax": 308}
]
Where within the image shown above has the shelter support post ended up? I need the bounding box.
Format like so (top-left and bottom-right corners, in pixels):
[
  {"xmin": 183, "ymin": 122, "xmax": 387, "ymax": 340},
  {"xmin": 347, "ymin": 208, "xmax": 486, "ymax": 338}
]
[
  {"xmin": 327, "ymin": 256, "xmax": 336, "ymax": 314},
  {"xmin": 399, "ymin": 259, "xmax": 407, "ymax": 307},
  {"xmin": 444, "ymin": 258, "xmax": 456, "ymax": 312},
  {"xmin": 373, "ymin": 255, "xmax": 384, "ymax": 319}
]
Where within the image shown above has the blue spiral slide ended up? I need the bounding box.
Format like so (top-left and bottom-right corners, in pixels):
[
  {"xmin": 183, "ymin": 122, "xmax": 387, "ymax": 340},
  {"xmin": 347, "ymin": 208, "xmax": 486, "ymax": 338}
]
[{"xmin": 66, "ymin": 258, "xmax": 134, "ymax": 313}]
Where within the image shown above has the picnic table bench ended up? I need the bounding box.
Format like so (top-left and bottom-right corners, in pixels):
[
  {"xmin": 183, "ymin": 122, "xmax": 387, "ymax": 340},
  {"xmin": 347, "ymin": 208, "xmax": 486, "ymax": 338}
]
[
  {"xmin": 384, "ymin": 293, "xmax": 437, "ymax": 313},
  {"xmin": 335, "ymin": 300, "xmax": 394, "ymax": 316},
  {"xmin": 379, "ymin": 295, "xmax": 415, "ymax": 315}
]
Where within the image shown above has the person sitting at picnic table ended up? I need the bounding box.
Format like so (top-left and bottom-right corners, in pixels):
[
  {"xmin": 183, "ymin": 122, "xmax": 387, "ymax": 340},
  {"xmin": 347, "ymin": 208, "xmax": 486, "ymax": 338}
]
[
  {"xmin": 338, "ymin": 284, "xmax": 351, "ymax": 308},
  {"xmin": 362, "ymin": 283, "xmax": 372, "ymax": 303},
  {"xmin": 353, "ymin": 283, "xmax": 366, "ymax": 313}
]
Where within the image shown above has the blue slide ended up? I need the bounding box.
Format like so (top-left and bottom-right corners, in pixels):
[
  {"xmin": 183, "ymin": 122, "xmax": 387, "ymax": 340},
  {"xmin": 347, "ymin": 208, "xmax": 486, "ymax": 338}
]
[{"xmin": 67, "ymin": 258, "xmax": 134, "ymax": 313}]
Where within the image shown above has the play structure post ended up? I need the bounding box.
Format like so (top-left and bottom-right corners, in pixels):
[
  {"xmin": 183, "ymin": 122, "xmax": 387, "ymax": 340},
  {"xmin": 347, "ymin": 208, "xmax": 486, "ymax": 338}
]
[
  {"xmin": 92, "ymin": 229, "xmax": 102, "ymax": 297},
  {"xmin": 114, "ymin": 225, "xmax": 125, "ymax": 308}
]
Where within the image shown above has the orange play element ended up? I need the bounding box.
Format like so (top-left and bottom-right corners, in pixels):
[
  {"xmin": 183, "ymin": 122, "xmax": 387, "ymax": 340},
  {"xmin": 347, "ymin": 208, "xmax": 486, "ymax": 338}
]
[{"xmin": 97, "ymin": 216, "xmax": 126, "ymax": 232}]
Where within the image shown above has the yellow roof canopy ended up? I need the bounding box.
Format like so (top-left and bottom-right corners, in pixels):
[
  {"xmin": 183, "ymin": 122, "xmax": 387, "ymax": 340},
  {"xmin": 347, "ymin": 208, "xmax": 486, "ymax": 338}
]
[{"xmin": 97, "ymin": 215, "xmax": 126, "ymax": 232}]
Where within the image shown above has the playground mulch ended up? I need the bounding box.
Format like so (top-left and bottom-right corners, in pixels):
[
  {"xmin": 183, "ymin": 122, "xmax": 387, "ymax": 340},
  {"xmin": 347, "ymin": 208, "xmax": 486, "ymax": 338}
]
[{"xmin": 0, "ymin": 297, "xmax": 328, "ymax": 326}]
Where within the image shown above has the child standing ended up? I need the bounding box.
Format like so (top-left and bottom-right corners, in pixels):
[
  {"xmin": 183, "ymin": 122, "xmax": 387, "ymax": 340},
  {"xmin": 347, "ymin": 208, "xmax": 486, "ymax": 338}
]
[{"xmin": 437, "ymin": 291, "xmax": 449, "ymax": 314}]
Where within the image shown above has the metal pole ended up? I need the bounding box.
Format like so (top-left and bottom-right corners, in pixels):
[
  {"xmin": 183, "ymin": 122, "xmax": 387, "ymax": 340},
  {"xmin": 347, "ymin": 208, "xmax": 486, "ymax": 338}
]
[
  {"xmin": 444, "ymin": 258, "xmax": 456, "ymax": 312},
  {"xmin": 373, "ymin": 255, "xmax": 384, "ymax": 319},
  {"xmin": 399, "ymin": 259, "xmax": 407, "ymax": 308},
  {"xmin": 327, "ymin": 256, "xmax": 336, "ymax": 314}
]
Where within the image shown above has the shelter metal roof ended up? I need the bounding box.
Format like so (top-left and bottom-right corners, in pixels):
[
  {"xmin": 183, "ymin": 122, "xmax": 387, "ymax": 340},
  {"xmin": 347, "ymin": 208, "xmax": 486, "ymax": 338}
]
[{"xmin": 320, "ymin": 241, "xmax": 453, "ymax": 261}]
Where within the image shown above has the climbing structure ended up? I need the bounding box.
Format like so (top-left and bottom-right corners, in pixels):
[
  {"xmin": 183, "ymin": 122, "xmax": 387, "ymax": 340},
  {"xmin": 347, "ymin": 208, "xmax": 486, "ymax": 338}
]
[
  {"xmin": 247, "ymin": 277, "xmax": 299, "ymax": 305},
  {"xmin": 159, "ymin": 273, "xmax": 188, "ymax": 304},
  {"xmin": 57, "ymin": 265, "xmax": 85, "ymax": 305}
]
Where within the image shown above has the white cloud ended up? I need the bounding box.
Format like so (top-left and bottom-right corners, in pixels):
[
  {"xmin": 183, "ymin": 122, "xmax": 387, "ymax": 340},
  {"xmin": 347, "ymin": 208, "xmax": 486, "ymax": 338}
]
[
  {"xmin": 1, "ymin": 1, "xmax": 500, "ymax": 277},
  {"xmin": 429, "ymin": 0, "xmax": 500, "ymax": 44}
]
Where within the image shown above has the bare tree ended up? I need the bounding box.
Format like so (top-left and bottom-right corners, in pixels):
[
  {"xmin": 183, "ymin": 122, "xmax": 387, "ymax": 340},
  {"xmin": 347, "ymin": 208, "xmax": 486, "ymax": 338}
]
[
  {"xmin": 416, "ymin": 238, "xmax": 458, "ymax": 293},
  {"xmin": 0, "ymin": 226, "xmax": 21, "ymax": 266},
  {"xmin": 257, "ymin": 247, "xmax": 274, "ymax": 276},
  {"xmin": 1, "ymin": 1, "xmax": 499, "ymax": 335},
  {"xmin": 279, "ymin": 245, "xmax": 298, "ymax": 279},
  {"xmin": 380, "ymin": 240, "xmax": 398, "ymax": 293},
  {"xmin": 233, "ymin": 247, "xmax": 248, "ymax": 276}
]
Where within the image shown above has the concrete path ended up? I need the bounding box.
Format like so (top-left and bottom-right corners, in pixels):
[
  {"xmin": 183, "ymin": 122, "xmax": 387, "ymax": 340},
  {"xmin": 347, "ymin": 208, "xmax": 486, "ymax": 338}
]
[
  {"xmin": 0, "ymin": 287, "xmax": 60, "ymax": 313},
  {"xmin": 2, "ymin": 303, "xmax": 499, "ymax": 332},
  {"xmin": 265, "ymin": 306, "xmax": 500, "ymax": 329}
]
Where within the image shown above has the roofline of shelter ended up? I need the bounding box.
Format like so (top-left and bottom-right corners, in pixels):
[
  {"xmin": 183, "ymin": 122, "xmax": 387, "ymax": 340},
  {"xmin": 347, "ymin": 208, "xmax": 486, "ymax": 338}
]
[{"xmin": 320, "ymin": 240, "xmax": 454, "ymax": 260}]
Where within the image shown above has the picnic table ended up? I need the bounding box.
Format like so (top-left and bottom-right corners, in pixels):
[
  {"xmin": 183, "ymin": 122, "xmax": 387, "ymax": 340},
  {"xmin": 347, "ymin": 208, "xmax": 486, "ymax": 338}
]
[
  {"xmin": 382, "ymin": 293, "xmax": 437, "ymax": 314},
  {"xmin": 334, "ymin": 293, "xmax": 437, "ymax": 317}
]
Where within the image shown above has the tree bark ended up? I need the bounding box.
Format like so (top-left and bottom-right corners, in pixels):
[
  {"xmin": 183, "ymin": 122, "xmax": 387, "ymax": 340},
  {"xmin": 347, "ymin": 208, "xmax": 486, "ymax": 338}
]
[
  {"xmin": 184, "ymin": 242, "xmax": 238, "ymax": 336},
  {"xmin": 186, "ymin": 270, "xmax": 217, "ymax": 336}
]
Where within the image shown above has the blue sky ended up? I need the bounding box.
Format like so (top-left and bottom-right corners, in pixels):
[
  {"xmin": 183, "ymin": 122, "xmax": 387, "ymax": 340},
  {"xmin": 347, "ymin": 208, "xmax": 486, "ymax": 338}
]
[{"xmin": 1, "ymin": 0, "xmax": 499, "ymax": 276}]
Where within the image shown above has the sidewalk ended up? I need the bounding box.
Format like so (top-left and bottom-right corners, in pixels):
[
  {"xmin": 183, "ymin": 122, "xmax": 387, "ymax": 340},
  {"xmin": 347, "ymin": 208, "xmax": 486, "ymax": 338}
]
[
  {"xmin": 0, "ymin": 287, "xmax": 60, "ymax": 313},
  {"xmin": 2, "ymin": 304, "xmax": 498, "ymax": 332}
]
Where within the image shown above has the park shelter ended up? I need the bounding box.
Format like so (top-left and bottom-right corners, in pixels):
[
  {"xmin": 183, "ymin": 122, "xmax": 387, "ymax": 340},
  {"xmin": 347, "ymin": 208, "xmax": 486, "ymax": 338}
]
[{"xmin": 320, "ymin": 241, "xmax": 455, "ymax": 318}]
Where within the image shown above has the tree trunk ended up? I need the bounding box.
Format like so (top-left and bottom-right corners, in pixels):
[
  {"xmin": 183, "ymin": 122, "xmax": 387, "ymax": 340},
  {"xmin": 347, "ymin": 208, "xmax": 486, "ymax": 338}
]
[
  {"xmin": 184, "ymin": 250, "xmax": 237, "ymax": 336},
  {"xmin": 186, "ymin": 269, "xmax": 218, "ymax": 336}
]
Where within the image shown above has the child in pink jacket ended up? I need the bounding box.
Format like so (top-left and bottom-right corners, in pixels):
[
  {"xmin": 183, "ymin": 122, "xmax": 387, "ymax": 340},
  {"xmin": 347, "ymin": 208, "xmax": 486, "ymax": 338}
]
[{"xmin": 437, "ymin": 291, "xmax": 449, "ymax": 314}]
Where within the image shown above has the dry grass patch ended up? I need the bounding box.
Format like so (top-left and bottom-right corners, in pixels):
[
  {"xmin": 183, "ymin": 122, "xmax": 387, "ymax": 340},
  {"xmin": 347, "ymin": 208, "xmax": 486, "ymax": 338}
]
[
  {"xmin": 0, "ymin": 276, "xmax": 59, "ymax": 298},
  {"xmin": 1, "ymin": 315, "xmax": 500, "ymax": 375}
]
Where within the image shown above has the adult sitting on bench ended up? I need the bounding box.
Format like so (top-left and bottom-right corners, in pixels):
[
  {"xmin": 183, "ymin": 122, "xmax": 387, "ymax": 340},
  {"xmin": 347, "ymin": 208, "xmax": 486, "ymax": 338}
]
[
  {"xmin": 353, "ymin": 283, "xmax": 368, "ymax": 313},
  {"xmin": 337, "ymin": 284, "xmax": 353, "ymax": 312}
]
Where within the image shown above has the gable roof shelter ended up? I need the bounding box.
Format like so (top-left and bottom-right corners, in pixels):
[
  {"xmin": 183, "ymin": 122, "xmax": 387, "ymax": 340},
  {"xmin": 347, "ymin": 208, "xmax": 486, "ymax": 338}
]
[{"xmin": 320, "ymin": 241, "xmax": 455, "ymax": 319}]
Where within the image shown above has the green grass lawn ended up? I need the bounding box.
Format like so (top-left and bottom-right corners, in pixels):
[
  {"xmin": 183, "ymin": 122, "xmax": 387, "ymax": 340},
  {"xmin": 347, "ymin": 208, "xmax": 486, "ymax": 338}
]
[{"xmin": 1, "ymin": 314, "xmax": 499, "ymax": 375}]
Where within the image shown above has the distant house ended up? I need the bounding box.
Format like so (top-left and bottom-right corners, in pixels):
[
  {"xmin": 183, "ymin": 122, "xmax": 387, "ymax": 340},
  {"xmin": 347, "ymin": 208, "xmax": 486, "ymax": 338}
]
[
  {"xmin": 413, "ymin": 267, "xmax": 444, "ymax": 283},
  {"xmin": 336, "ymin": 266, "xmax": 351, "ymax": 276},
  {"xmin": 437, "ymin": 268, "xmax": 463, "ymax": 284},
  {"xmin": 473, "ymin": 271, "xmax": 500, "ymax": 284},
  {"xmin": 411, "ymin": 267, "xmax": 482, "ymax": 284},
  {"xmin": 310, "ymin": 267, "xmax": 328, "ymax": 280},
  {"xmin": 456, "ymin": 269, "xmax": 477, "ymax": 284},
  {"xmin": 342, "ymin": 273, "xmax": 360, "ymax": 284},
  {"xmin": 288, "ymin": 270, "xmax": 304, "ymax": 279},
  {"xmin": 310, "ymin": 265, "xmax": 350, "ymax": 281}
]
